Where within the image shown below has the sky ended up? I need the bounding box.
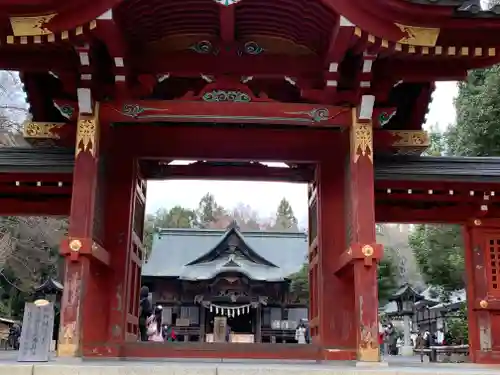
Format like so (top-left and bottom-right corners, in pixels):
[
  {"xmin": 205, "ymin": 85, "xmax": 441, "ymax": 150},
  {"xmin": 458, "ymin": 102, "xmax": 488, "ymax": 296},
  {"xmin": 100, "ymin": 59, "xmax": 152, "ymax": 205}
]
[{"xmin": 145, "ymin": 82, "xmax": 460, "ymax": 227}]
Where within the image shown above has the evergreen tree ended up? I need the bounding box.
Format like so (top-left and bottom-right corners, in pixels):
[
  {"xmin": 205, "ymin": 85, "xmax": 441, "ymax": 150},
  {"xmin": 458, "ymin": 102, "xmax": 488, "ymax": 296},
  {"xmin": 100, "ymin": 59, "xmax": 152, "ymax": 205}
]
[
  {"xmin": 378, "ymin": 249, "xmax": 400, "ymax": 304},
  {"xmin": 155, "ymin": 206, "xmax": 196, "ymax": 228},
  {"xmin": 446, "ymin": 66, "xmax": 500, "ymax": 156},
  {"xmin": 143, "ymin": 206, "xmax": 196, "ymax": 258},
  {"xmin": 197, "ymin": 193, "xmax": 225, "ymax": 228},
  {"xmin": 288, "ymin": 253, "xmax": 398, "ymax": 305},
  {"xmin": 273, "ymin": 198, "xmax": 299, "ymax": 231},
  {"xmin": 410, "ymin": 67, "xmax": 500, "ymax": 293},
  {"xmin": 409, "ymin": 224, "xmax": 465, "ymax": 293}
]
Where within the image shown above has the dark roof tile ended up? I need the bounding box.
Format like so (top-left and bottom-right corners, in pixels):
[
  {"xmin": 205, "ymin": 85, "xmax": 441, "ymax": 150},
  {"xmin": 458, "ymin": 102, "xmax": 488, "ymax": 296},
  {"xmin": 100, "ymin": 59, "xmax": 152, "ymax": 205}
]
[{"xmin": 142, "ymin": 228, "xmax": 308, "ymax": 280}]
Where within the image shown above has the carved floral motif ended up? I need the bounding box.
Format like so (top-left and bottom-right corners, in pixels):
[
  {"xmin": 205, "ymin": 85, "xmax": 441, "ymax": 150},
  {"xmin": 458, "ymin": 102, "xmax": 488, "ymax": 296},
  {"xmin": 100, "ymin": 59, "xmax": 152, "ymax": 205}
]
[
  {"xmin": 242, "ymin": 41, "xmax": 264, "ymax": 55},
  {"xmin": 75, "ymin": 105, "xmax": 99, "ymax": 157},
  {"xmin": 378, "ymin": 110, "xmax": 396, "ymax": 127},
  {"xmin": 351, "ymin": 109, "xmax": 373, "ymax": 164},
  {"xmin": 23, "ymin": 122, "xmax": 63, "ymax": 139},
  {"xmin": 202, "ymin": 90, "xmax": 251, "ymax": 102},
  {"xmin": 390, "ymin": 131, "xmax": 429, "ymax": 147},
  {"xmin": 122, "ymin": 104, "xmax": 145, "ymax": 118},
  {"xmin": 189, "ymin": 40, "xmax": 218, "ymax": 55},
  {"xmin": 58, "ymin": 104, "xmax": 75, "ymax": 119},
  {"xmin": 285, "ymin": 108, "xmax": 340, "ymax": 123}
]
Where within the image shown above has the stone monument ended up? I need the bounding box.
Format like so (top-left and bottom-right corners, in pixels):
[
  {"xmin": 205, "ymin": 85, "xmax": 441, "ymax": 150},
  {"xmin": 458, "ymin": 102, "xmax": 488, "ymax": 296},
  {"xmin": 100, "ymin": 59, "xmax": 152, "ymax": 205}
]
[{"xmin": 17, "ymin": 299, "xmax": 55, "ymax": 362}]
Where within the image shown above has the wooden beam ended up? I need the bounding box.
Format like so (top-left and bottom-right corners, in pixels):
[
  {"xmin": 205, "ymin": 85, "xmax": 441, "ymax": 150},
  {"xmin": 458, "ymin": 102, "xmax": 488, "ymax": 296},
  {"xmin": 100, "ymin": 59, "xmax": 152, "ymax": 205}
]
[
  {"xmin": 60, "ymin": 237, "xmax": 110, "ymax": 266},
  {"xmin": 45, "ymin": 1, "xmax": 122, "ymax": 32},
  {"xmin": 134, "ymin": 52, "xmax": 322, "ymax": 77},
  {"xmin": 322, "ymin": 16, "xmax": 355, "ymax": 93},
  {"xmin": 375, "ymin": 203, "xmax": 500, "ymax": 224},
  {"xmin": 112, "ymin": 124, "xmax": 339, "ymax": 162},
  {"xmin": 373, "ymin": 59, "xmax": 469, "ymax": 82},
  {"xmin": 0, "ymin": 51, "xmax": 77, "ymax": 72},
  {"xmin": 0, "ymin": 197, "xmax": 70, "ymax": 216},
  {"xmin": 141, "ymin": 161, "xmax": 315, "ymax": 182},
  {"xmin": 317, "ymin": 0, "xmax": 406, "ymax": 42},
  {"xmin": 332, "ymin": 243, "xmax": 383, "ymax": 274},
  {"xmin": 103, "ymin": 100, "xmax": 395, "ymax": 127},
  {"xmin": 92, "ymin": 9, "xmax": 131, "ymax": 96}
]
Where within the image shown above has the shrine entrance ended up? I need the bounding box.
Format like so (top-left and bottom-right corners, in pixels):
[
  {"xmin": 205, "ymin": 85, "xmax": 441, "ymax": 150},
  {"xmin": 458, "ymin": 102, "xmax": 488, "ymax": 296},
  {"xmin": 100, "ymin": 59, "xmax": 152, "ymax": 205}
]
[
  {"xmin": 55, "ymin": 113, "xmax": 379, "ymax": 361},
  {"xmin": 5, "ymin": 0, "xmax": 500, "ymax": 365}
]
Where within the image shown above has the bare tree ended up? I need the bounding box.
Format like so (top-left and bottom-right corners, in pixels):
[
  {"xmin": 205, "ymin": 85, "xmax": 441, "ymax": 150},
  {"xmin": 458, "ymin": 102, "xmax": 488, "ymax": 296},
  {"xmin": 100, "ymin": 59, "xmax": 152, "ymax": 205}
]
[
  {"xmin": 0, "ymin": 71, "xmax": 28, "ymax": 133},
  {"xmin": 0, "ymin": 217, "xmax": 66, "ymax": 292},
  {"xmin": 485, "ymin": 0, "xmax": 500, "ymax": 9}
]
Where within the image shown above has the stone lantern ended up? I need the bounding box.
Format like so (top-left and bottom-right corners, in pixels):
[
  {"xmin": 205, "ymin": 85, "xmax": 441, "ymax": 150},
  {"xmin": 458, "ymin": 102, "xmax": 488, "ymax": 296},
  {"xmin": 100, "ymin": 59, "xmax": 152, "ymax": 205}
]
[{"xmin": 388, "ymin": 284, "xmax": 423, "ymax": 356}]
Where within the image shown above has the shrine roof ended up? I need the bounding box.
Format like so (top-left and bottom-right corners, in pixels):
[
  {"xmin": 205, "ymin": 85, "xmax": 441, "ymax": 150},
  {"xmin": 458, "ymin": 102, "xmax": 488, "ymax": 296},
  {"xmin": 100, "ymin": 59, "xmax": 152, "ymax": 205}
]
[
  {"xmin": 404, "ymin": 0, "xmax": 499, "ymax": 16},
  {"xmin": 388, "ymin": 283, "xmax": 424, "ymax": 302},
  {"xmin": 375, "ymin": 156, "xmax": 500, "ymax": 183},
  {"xmin": 0, "ymin": 148, "xmax": 73, "ymax": 173},
  {"xmin": 1, "ymin": 148, "xmax": 500, "ymax": 184},
  {"xmin": 141, "ymin": 226, "xmax": 307, "ymax": 281},
  {"xmin": 34, "ymin": 278, "xmax": 63, "ymax": 293}
]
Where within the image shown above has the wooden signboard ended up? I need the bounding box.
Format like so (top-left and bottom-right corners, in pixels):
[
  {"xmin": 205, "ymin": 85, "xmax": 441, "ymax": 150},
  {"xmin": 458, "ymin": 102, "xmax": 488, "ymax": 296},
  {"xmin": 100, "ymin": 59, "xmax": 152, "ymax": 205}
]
[
  {"xmin": 18, "ymin": 300, "xmax": 54, "ymax": 362},
  {"xmin": 213, "ymin": 316, "xmax": 227, "ymax": 343}
]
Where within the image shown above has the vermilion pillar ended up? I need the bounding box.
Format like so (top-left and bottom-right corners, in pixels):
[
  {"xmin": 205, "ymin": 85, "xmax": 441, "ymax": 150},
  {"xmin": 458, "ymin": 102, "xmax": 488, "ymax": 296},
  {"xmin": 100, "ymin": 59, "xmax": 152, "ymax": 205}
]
[
  {"xmin": 58, "ymin": 103, "xmax": 111, "ymax": 357},
  {"xmin": 464, "ymin": 218, "xmax": 500, "ymax": 364},
  {"xmin": 346, "ymin": 106, "xmax": 383, "ymax": 362},
  {"xmin": 310, "ymin": 101, "xmax": 382, "ymax": 362}
]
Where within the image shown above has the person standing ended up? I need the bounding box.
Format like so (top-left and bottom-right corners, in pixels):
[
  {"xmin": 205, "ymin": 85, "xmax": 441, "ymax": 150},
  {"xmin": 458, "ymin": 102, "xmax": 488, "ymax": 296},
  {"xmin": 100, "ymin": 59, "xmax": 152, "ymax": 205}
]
[
  {"xmin": 436, "ymin": 328, "xmax": 445, "ymax": 345},
  {"xmin": 295, "ymin": 321, "xmax": 307, "ymax": 344},
  {"xmin": 146, "ymin": 305, "xmax": 165, "ymax": 342},
  {"xmin": 138, "ymin": 286, "xmax": 153, "ymax": 342}
]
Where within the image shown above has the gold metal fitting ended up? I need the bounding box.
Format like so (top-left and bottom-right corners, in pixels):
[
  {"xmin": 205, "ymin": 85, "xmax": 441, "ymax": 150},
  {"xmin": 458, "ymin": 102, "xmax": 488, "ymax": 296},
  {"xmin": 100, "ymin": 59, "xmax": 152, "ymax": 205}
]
[
  {"xmin": 362, "ymin": 245, "xmax": 374, "ymax": 257},
  {"xmin": 69, "ymin": 239, "xmax": 82, "ymax": 252},
  {"xmin": 480, "ymin": 300, "xmax": 488, "ymax": 309}
]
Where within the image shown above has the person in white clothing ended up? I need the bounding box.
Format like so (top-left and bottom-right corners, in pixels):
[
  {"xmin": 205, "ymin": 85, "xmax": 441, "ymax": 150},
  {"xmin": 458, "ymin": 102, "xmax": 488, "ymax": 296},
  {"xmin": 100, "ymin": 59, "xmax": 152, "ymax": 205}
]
[
  {"xmin": 436, "ymin": 328, "xmax": 445, "ymax": 345},
  {"xmin": 146, "ymin": 305, "xmax": 165, "ymax": 342},
  {"xmin": 295, "ymin": 321, "xmax": 307, "ymax": 344}
]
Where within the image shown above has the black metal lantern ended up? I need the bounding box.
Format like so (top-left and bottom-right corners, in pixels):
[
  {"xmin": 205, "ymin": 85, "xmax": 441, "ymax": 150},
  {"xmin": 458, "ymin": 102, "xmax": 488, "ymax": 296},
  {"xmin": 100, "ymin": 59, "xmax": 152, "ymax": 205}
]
[{"xmin": 388, "ymin": 284, "xmax": 424, "ymax": 316}]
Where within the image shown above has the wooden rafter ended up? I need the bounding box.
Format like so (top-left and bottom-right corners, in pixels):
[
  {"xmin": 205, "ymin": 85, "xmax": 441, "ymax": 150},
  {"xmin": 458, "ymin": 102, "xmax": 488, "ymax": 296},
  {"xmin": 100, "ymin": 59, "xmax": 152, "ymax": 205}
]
[{"xmin": 92, "ymin": 9, "xmax": 130, "ymax": 97}]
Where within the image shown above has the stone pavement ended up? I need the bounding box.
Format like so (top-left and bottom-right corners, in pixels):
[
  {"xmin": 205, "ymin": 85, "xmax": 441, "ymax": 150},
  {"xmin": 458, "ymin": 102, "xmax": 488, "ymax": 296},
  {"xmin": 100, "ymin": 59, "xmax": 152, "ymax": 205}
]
[{"xmin": 0, "ymin": 352, "xmax": 499, "ymax": 375}]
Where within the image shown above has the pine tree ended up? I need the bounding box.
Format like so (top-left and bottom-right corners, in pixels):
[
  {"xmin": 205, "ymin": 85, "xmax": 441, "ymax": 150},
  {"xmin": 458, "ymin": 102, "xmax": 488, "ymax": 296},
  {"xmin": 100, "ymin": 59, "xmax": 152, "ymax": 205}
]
[{"xmin": 273, "ymin": 198, "xmax": 298, "ymax": 231}]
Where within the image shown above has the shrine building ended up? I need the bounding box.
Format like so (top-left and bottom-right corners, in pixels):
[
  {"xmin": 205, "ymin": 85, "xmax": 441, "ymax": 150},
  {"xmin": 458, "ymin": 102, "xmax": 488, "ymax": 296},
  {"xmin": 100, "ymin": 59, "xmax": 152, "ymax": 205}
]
[
  {"xmin": 142, "ymin": 223, "xmax": 309, "ymax": 343},
  {"xmin": 1, "ymin": 0, "xmax": 500, "ymax": 365}
]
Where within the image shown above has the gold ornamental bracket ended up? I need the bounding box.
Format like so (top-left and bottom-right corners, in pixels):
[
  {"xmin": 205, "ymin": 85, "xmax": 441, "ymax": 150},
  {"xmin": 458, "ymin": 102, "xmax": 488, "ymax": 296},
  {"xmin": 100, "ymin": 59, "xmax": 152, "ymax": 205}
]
[
  {"xmin": 23, "ymin": 121, "xmax": 65, "ymax": 139},
  {"xmin": 75, "ymin": 103, "xmax": 100, "ymax": 157},
  {"xmin": 351, "ymin": 108, "xmax": 373, "ymax": 164},
  {"xmin": 396, "ymin": 23, "xmax": 440, "ymax": 47},
  {"xmin": 7, "ymin": 13, "xmax": 97, "ymax": 44},
  {"xmin": 10, "ymin": 14, "xmax": 56, "ymax": 37},
  {"xmin": 388, "ymin": 130, "xmax": 430, "ymax": 156}
]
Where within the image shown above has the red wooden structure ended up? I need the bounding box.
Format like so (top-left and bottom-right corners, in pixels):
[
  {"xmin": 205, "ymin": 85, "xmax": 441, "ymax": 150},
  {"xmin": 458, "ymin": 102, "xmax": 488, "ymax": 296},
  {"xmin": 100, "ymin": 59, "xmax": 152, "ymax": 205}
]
[{"xmin": 0, "ymin": 0, "xmax": 500, "ymax": 364}]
